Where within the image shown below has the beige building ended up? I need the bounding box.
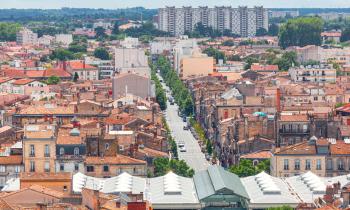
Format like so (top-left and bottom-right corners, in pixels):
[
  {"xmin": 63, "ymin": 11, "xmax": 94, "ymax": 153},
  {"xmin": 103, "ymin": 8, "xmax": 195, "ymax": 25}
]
[
  {"xmin": 23, "ymin": 124, "xmax": 56, "ymax": 173},
  {"xmin": 289, "ymin": 65, "xmax": 336, "ymax": 83},
  {"xmin": 180, "ymin": 50, "xmax": 214, "ymax": 79},
  {"xmin": 271, "ymin": 137, "xmax": 350, "ymax": 177}
]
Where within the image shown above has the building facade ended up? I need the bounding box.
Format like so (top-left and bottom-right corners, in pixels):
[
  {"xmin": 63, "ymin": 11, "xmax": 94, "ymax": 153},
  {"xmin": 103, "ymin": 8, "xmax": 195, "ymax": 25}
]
[
  {"xmin": 158, "ymin": 6, "xmax": 269, "ymax": 37},
  {"xmin": 289, "ymin": 65, "xmax": 337, "ymax": 83}
]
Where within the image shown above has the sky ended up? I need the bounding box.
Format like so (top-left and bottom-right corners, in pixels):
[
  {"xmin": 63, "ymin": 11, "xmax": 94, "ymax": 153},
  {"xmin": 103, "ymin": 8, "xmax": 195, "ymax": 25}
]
[{"xmin": 1, "ymin": 0, "xmax": 350, "ymax": 9}]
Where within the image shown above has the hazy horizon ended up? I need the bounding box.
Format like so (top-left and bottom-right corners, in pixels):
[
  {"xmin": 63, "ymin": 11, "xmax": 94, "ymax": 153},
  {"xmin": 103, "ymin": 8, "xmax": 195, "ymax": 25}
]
[{"xmin": 1, "ymin": 0, "xmax": 350, "ymax": 9}]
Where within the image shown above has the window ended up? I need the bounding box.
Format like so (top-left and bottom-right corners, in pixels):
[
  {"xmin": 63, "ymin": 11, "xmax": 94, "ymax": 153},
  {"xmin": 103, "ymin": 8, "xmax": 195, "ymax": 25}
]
[
  {"xmin": 305, "ymin": 159, "xmax": 311, "ymax": 170},
  {"xmin": 338, "ymin": 159, "xmax": 344, "ymax": 170},
  {"xmin": 103, "ymin": 165, "xmax": 109, "ymax": 172},
  {"xmin": 283, "ymin": 159, "xmax": 289, "ymax": 170},
  {"xmin": 316, "ymin": 159, "xmax": 322, "ymax": 170},
  {"xmin": 294, "ymin": 159, "xmax": 300, "ymax": 170},
  {"xmin": 44, "ymin": 144, "xmax": 50, "ymax": 157},
  {"xmin": 0, "ymin": 166, "xmax": 5, "ymax": 173},
  {"xmin": 105, "ymin": 143, "xmax": 110, "ymax": 150},
  {"xmin": 30, "ymin": 161, "xmax": 35, "ymax": 172},
  {"xmin": 44, "ymin": 161, "xmax": 50, "ymax": 172},
  {"xmin": 60, "ymin": 164, "xmax": 64, "ymax": 171},
  {"xmin": 86, "ymin": 166, "xmax": 94, "ymax": 172},
  {"xmin": 15, "ymin": 166, "xmax": 20, "ymax": 173},
  {"xmin": 59, "ymin": 147, "xmax": 65, "ymax": 156},
  {"xmin": 327, "ymin": 159, "xmax": 333, "ymax": 170},
  {"xmin": 74, "ymin": 163, "xmax": 79, "ymax": 171},
  {"xmin": 74, "ymin": 147, "xmax": 79, "ymax": 156},
  {"xmin": 30, "ymin": 145, "xmax": 35, "ymax": 157}
]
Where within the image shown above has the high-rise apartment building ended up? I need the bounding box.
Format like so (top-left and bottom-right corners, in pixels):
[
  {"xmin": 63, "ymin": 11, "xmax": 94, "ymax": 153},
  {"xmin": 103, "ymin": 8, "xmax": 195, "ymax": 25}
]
[
  {"xmin": 16, "ymin": 28, "xmax": 38, "ymax": 45},
  {"xmin": 158, "ymin": 6, "xmax": 268, "ymax": 37}
]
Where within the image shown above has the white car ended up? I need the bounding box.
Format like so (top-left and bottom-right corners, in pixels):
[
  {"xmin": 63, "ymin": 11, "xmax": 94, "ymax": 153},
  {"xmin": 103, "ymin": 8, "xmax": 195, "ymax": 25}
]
[
  {"xmin": 178, "ymin": 142, "xmax": 185, "ymax": 148},
  {"xmin": 179, "ymin": 147, "xmax": 187, "ymax": 152}
]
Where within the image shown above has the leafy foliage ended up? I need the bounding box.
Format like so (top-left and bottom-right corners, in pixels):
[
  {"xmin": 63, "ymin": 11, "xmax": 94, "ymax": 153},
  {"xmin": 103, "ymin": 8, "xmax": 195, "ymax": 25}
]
[
  {"xmin": 268, "ymin": 23, "xmax": 279, "ymax": 36},
  {"xmin": 153, "ymin": 157, "xmax": 194, "ymax": 177},
  {"xmin": 279, "ymin": 17, "xmax": 324, "ymax": 49},
  {"xmin": 46, "ymin": 76, "xmax": 60, "ymax": 85},
  {"xmin": 341, "ymin": 27, "xmax": 350, "ymax": 42},
  {"xmin": 267, "ymin": 205, "xmax": 293, "ymax": 210},
  {"xmin": 156, "ymin": 56, "xmax": 193, "ymax": 116},
  {"xmin": 150, "ymin": 63, "xmax": 167, "ymax": 110},
  {"xmin": 0, "ymin": 22, "xmax": 22, "ymax": 41},
  {"xmin": 256, "ymin": 27, "xmax": 268, "ymax": 36},
  {"xmin": 94, "ymin": 47, "xmax": 110, "ymax": 60},
  {"xmin": 203, "ymin": 47, "xmax": 226, "ymax": 63},
  {"xmin": 189, "ymin": 118, "xmax": 212, "ymax": 155},
  {"xmin": 229, "ymin": 159, "xmax": 270, "ymax": 177},
  {"xmin": 50, "ymin": 48, "xmax": 74, "ymax": 61}
]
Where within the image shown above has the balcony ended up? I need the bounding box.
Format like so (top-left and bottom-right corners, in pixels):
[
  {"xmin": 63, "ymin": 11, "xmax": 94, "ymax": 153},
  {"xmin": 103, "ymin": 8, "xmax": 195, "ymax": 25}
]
[
  {"xmin": 56, "ymin": 155, "xmax": 84, "ymax": 160},
  {"xmin": 279, "ymin": 129, "xmax": 310, "ymax": 134}
]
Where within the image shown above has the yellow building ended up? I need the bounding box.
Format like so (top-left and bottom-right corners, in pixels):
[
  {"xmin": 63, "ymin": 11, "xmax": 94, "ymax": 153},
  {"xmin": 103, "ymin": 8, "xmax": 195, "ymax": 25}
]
[
  {"xmin": 180, "ymin": 50, "xmax": 214, "ymax": 79},
  {"xmin": 23, "ymin": 124, "xmax": 57, "ymax": 173},
  {"xmin": 271, "ymin": 138, "xmax": 327, "ymax": 177}
]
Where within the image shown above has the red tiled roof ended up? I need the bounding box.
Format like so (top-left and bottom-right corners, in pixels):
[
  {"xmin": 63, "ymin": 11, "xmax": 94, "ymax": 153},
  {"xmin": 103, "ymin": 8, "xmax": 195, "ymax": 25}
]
[
  {"xmin": 330, "ymin": 140, "xmax": 350, "ymax": 155},
  {"xmin": 280, "ymin": 114, "xmax": 309, "ymax": 122},
  {"xmin": 44, "ymin": 68, "xmax": 71, "ymax": 78},
  {"xmin": 251, "ymin": 64, "xmax": 279, "ymax": 71},
  {"xmin": 240, "ymin": 150, "xmax": 272, "ymax": 159},
  {"xmin": 85, "ymin": 155, "xmax": 146, "ymax": 165},
  {"xmin": 0, "ymin": 77, "xmax": 13, "ymax": 84},
  {"xmin": 12, "ymin": 79, "xmax": 35, "ymax": 85},
  {"xmin": 321, "ymin": 32, "xmax": 341, "ymax": 37},
  {"xmin": 0, "ymin": 156, "xmax": 22, "ymax": 165},
  {"xmin": 68, "ymin": 61, "xmax": 97, "ymax": 70}
]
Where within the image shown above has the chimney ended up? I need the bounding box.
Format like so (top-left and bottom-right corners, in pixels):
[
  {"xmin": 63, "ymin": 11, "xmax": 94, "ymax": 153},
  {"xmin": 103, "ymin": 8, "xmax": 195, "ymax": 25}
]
[
  {"xmin": 276, "ymin": 88, "xmax": 281, "ymax": 113},
  {"xmin": 83, "ymin": 60, "xmax": 86, "ymax": 69},
  {"xmin": 63, "ymin": 60, "xmax": 67, "ymax": 71}
]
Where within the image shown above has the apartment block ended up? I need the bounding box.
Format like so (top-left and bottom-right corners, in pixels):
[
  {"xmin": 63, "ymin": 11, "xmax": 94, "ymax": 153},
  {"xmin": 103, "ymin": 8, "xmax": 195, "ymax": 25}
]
[
  {"xmin": 16, "ymin": 28, "xmax": 38, "ymax": 46},
  {"xmin": 158, "ymin": 6, "xmax": 268, "ymax": 37},
  {"xmin": 289, "ymin": 65, "xmax": 336, "ymax": 83}
]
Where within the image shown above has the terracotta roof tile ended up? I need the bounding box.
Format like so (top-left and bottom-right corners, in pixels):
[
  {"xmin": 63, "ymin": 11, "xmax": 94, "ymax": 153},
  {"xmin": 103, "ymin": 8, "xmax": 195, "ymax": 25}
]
[
  {"xmin": 330, "ymin": 140, "xmax": 350, "ymax": 155},
  {"xmin": 85, "ymin": 155, "xmax": 146, "ymax": 165},
  {"xmin": 240, "ymin": 150, "xmax": 272, "ymax": 159},
  {"xmin": 20, "ymin": 172, "xmax": 71, "ymax": 181},
  {"xmin": 275, "ymin": 141, "xmax": 317, "ymax": 155},
  {"xmin": 12, "ymin": 79, "xmax": 35, "ymax": 85},
  {"xmin": 280, "ymin": 114, "xmax": 309, "ymax": 122},
  {"xmin": 0, "ymin": 156, "xmax": 22, "ymax": 165}
]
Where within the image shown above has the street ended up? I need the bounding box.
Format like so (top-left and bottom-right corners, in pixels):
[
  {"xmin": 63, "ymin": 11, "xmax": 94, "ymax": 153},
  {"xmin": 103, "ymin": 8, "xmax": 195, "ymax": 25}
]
[{"xmin": 158, "ymin": 74, "xmax": 210, "ymax": 172}]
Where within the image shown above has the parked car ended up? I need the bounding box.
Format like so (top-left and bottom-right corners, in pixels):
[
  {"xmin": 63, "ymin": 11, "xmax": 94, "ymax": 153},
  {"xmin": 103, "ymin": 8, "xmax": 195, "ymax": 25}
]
[
  {"xmin": 178, "ymin": 142, "xmax": 185, "ymax": 148},
  {"xmin": 182, "ymin": 116, "xmax": 187, "ymax": 122},
  {"xmin": 183, "ymin": 125, "xmax": 189, "ymax": 130},
  {"xmin": 179, "ymin": 147, "xmax": 187, "ymax": 152}
]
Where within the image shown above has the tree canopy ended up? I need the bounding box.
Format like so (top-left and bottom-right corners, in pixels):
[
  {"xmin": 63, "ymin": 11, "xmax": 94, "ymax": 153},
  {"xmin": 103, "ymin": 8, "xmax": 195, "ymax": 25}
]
[
  {"xmin": 279, "ymin": 17, "xmax": 324, "ymax": 49},
  {"xmin": 153, "ymin": 157, "xmax": 194, "ymax": 178},
  {"xmin": 0, "ymin": 22, "xmax": 22, "ymax": 41},
  {"xmin": 156, "ymin": 56, "xmax": 193, "ymax": 116},
  {"xmin": 94, "ymin": 47, "xmax": 110, "ymax": 60},
  {"xmin": 229, "ymin": 159, "xmax": 270, "ymax": 177},
  {"xmin": 203, "ymin": 47, "xmax": 226, "ymax": 63},
  {"xmin": 46, "ymin": 76, "xmax": 60, "ymax": 85}
]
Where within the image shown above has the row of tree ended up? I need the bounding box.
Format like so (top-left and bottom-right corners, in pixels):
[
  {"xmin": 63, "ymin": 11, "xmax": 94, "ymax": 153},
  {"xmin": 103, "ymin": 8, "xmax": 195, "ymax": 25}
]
[
  {"xmin": 0, "ymin": 22, "xmax": 22, "ymax": 41},
  {"xmin": 229, "ymin": 159, "xmax": 270, "ymax": 177},
  {"xmin": 150, "ymin": 63, "xmax": 167, "ymax": 110},
  {"xmin": 279, "ymin": 17, "xmax": 324, "ymax": 49},
  {"xmin": 153, "ymin": 157, "xmax": 195, "ymax": 177},
  {"xmin": 156, "ymin": 56, "xmax": 193, "ymax": 116}
]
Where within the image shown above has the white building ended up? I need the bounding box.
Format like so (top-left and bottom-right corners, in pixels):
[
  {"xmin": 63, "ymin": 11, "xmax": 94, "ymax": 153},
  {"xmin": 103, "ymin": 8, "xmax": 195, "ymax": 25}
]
[
  {"xmin": 120, "ymin": 37, "xmax": 139, "ymax": 48},
  {"xmin": 289, "ymin": 65, "xmax": 337, "ymax": 83},
  {"xmin": 55, "ymin": 34, "xmax": 73, "ymax": 46},
  {"xmin": 158, "ymin": 6, "xmax": 269, "ymax": 37},
  {"xmin": 16, "ymin": 28, "xmax": 38, "ymax": 45}
]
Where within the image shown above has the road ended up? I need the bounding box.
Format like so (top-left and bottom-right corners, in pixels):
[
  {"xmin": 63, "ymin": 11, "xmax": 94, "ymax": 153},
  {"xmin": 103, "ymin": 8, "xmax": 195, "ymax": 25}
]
[{"xmin": 158, "ymin": 74, "xmax": 210, "ymax": 172}]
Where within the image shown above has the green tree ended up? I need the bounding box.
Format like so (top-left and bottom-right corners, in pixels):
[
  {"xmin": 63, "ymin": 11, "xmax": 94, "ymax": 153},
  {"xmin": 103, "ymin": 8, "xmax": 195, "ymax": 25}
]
[
  {"xmin": 279, "ymin": 17, "xmax": 324, "ymax": 49},
  {"xmin": 267, "ymin": 205, "xmax": 293, "ymax": 210},
  {"xmin": 268, "ymin": 23, "xmax": 279, "ymax": 36},
  {"xmin": 229, "ymin": 159, "xmax": 270, "ymax": 177},
  {"xmin": 112, "ymin": 21, "xmax": 120, "ymax": 34},
  {"xmin": 73, "ymin": 72, "xmax": 79, "ymax": 82},
  {"xmin": 94, "ymin": 47, "xmax": 110, "ymax": 60},
  {"xmin": 0, "ymin": 23, "xmax": 22, "ymax": 41},
  {"xmin": 153, "ymin": 157, "xmax": 194, "ymax": 177},
  {"xmin": 95, "ymin": 26, "xmax": 106, "ymax": 38},
  {"xmin": 46, "ymin": 76, "xmax": 60, "ymax": 85},
  {"xmin": 50, "ymin": 48, "xmax": 74, "ymax": 61},
  {"xmin": 256, "ymin": 27, "xmax": 268, "ymax": 36},
  {"xmin": 244, "ymin": 56, "xmax": 259, "ymax": 70},
  {"xmin": 222, "ymin": 40, "xmax": 235, "ymax": 46},
  {"xmin": 203, "ymin": 47, "xmax": 226, "ymax": 63},
  {"xmin": 341, "ymin": 27, "xmax": 350, "ymax": 42}
]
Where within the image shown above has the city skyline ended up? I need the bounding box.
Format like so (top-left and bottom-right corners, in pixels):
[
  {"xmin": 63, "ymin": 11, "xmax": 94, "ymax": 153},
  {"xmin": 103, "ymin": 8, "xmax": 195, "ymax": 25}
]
[{"xmin": 1, "ymin": 0, "xmax": 350, "ymax": 9}]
